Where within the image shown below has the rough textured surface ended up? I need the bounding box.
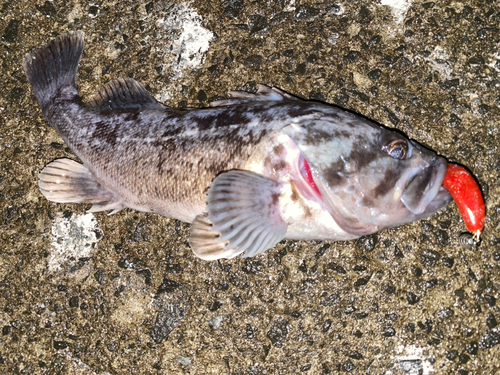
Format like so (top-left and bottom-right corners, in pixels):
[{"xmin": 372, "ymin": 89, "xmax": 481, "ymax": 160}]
[{"xmin": 1, "ymin": 0, "xmax": 499, "ymax": 374}]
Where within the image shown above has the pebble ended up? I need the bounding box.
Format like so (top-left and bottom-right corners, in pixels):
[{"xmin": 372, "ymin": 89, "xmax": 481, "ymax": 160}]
[{"xmin": 208, "ymin": 316, "xmax": 223, "ymax": 330}]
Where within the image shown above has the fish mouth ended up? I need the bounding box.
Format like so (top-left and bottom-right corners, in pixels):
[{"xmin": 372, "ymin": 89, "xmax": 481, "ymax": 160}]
[{"xmin": 401, "ymin": 157, "xmax": 451, "ymax": 215}]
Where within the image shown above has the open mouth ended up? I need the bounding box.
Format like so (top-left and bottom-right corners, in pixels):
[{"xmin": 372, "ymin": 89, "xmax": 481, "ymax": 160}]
[{"xmin": 401, "ymin": 158, "xmax": 451, "ymax": 215}]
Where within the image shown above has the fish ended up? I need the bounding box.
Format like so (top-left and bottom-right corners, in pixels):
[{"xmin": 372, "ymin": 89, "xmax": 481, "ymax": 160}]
[{"xmin": 23, "ymin": 31, "xmax": 452, "ymax": 260}]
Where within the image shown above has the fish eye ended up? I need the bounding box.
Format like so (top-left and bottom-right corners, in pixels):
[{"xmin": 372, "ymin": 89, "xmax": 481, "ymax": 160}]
[{"xmin": 382, "ymin": 139, "xmax": 408, "ymax": 160}]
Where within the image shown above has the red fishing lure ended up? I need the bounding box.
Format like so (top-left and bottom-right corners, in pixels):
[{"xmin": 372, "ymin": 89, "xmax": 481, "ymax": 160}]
[{"xmin": 442, "ymin": 164, "xmax": 485, "ymax": 240}]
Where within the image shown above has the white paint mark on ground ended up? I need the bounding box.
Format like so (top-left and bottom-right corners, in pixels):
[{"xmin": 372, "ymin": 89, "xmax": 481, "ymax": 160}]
[
  {"xmin": 487, "ymin": 52, "xmax": 500, "ymax": 73},
  {"xmin": 380, "ymin": 0, "xmax": 413, "ymax": 25},
  {"xmin": 284, "ymin": 0, "xmax": 296, "ymax": 12},
  {"xmin": 156, "ymin": 2, "xmax": 214, "ymax": 79},
  {"xmin": 49, "ymin": 213, "xmax": 101, "ymax": 272},
  {"xmin": 387, "ymin": 345, "xmax": 434, "ymax": 375},
  {"xmin": 426, "ymin": 46, "xmax": 453, "ymax": 78}
]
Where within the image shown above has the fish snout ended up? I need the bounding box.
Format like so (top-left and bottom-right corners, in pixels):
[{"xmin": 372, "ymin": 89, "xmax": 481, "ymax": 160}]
[{"xmin": 400, "ymin": 157, "xmax": 448, "ymax": 215}]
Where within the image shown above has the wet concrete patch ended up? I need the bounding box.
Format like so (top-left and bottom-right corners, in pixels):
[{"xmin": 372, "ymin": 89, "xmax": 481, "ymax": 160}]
[{"xmin": 1, "ymin": 0, "xmax": 499, "ymax": 373}]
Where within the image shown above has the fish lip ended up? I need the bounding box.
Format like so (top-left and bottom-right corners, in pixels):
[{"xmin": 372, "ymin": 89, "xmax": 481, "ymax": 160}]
[{"xmin": 401, "ymin": 157, "xmax": 450, "ymax": 215}]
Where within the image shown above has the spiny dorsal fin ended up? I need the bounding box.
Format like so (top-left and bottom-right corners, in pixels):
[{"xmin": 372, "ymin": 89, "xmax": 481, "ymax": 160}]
[
  {"xmin": 210, "ymin": 84, "xmax": 299, "ymax": 107},
  {"xmin": 189, "ymin": 170, "xmax": 288, "ymax": 260},
  {"xmin": 87, "ymin": 78, "xmax": 166, "ymax": 111}
]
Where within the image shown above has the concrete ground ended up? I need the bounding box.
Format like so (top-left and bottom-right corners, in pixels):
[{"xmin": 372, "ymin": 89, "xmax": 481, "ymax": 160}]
[{"xmin": 1, "ymin": 0, "xmax": 499, "ymax": 373}]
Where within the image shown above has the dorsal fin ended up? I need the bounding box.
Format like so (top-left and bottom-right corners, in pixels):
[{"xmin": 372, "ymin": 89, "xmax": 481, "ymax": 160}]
[
  {"xmin": 210, "ymin": 84, "xmax": 299, "ymax": 107},
  {"xmin": 87, "ymin": 78, "xmax": 166, "ymax": 111}
]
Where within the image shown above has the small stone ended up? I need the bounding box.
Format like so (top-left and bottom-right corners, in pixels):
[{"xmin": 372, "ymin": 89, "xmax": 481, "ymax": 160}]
[
  {"xmin": 440, "ymin": 78, "xmax": 460, "ymax": 90},
  {"xmin": 69, "ymin": 296, "xmax": 79, "ymax": 308},
  {"xmin": 208, "ymin": 301, "xmax": 222, "ymax": 312},
  {"xmin": 296, "ymin": 63, "xmax": 307, "ymax": 75},
  {"xmin": 354, "ymin": 275, "xmax": 371, "ymax": 287},
  {"xmin": 327, "ymin": 34, "xmax": 339, "ymax": 45},
  {"xmin": 385, "ymin": 285, "xmax": 396, "ymax": 294},
  {"xmin": 322, "ymin": 319, "xmax": 332, "ymax": 332},
  {"xmin": 425, "ymin": 279, "xmax": 438, "ymax": 288},
  {"xmin": 405, "ymin": 323, "xmax": 416, "ymax": 333},
  {"xmin": 2, "ymin": 19, "xmax": 20, "ymax": 43},
  {"xmin": 307, "ymin": 54, "xmax": 318, "ymax": 64},
  {"xmin": 267, "ymin": 320, "xmax": 289, "ymax": 348},
  {"xmin": 177, "ymin": 355, "xmax": 192, "ymax": 366},
  {"xmin": 354, "ymin": 312, "xmax": 368, "ymax": 320},
  {"xmin": 243, "ymin": 55, "xmax": 263, "ymax": 68},
  {"xmin": 434, "ymin": 230, "xmax": 449, "ymax": 246},
  {"xmin": 455, "ymin": 289, "xmax": 466, "ymax": 298},
  {"xmin": 150, "ymin": 304, "xmax": 185, "ymax": 344},
  {"xmin": 484, "ymin": 294, "xmax": 496, "ymax": 307},
  {"xmin": 326, "ymin": 262, "xmax": 346, "ymax": 274},
  {"xmin": 368, "ymin": 69, "xmax": 382, "ymax": 80},
  {"xmin": 437, "ymin": 308, "xmax": 454, "ymax": 319},
  {"xmin": 427, "ymin": 337, "xmax": 441, "ymax": 345},
  {"xmin": 242, "ymin": 259, "xmax": 263, "ymax": 274},
  {"xmin": 418, "ymin": 319, "xmax": 433, "ymax": 333},
  {"xmin": 355, "ymin": 234, "xmax": 378, "ymax": 252},
  {"xmin": 383, "ymin": 327, "xmax": 396, "ymax": 337},
  {"xmin": 157, "ymin": 278, "xmax": 181, "ymax": 294},
  {"xmin": 479, "ymin": 329, "xmax": 500, "ymax": 349},
  {"xmin": 88, "ymin": 5, "xmax": 99, "ymax": 16},
  {"xmin": 441, "ymin": 257, "xmax": 454, "ymax": 268},
  {"xmin": 342, "ymin": 359, "xmax": 355, "ymax": 372},
  {"xmin": 394, "ymin": 246, "xmax": 404, "ymax": 258},
  {"xmin": 53, "ymin": 340, "xmax": 68, "ymax": 350},
  {"xmin": 446, "ymin": 349, "xmax": 458, "ymax": 361},
  {"xmin": 300, "ymin": 364, "xmax": 311, "ymax": 372},
  {"xmin": 448, "ymin": 114, "xmax": 462, "ymax": 128},
  {"xmin": 197, "ymin": 90, "xmax": 207, "ymax": 102},
  {"xmin": 295, "ymin": 5, "xmax": 320, "ymax": 21},
  {"xmin": 353, "ymin": 330, "xmax": 363, "ymax": 338},
  {"xmin": 246, "ymin": 324, "xmax": 254, "ymax": 339},
  {"xmin": 486, "ymin": 313, "xmax": 498, "ymax": 329},
  {"xmin": 344, "ymin": 50, "xmax": 361, "ymax": 63},
  {"xmin": 458, "ymin": 353, "xmax": 470, "ymax": 364},
  {"xmin": 468, "ymin": 55, "xmax": 484, "ymax": 65},
  {"xmin": 208, "ymin": 316, "xmax": 223, "ymax": 330},
  {"xmin": 419, "ymin": 249, "xmax": 441, "ymax": 266},
  {"xmin": 107, "ymin": 341, "xmax": 118, "ymax": 352},
  {"xmin": 223, "ymin": 0, "xmax": 244, "ymax": 18},
  {"xmin": 358, "ymin": 5, "xmax": 372, "ymax": 23},
  {"xmin": 2, "ymin": 326, "xmax": 12, "ymax": 335},
  {"xmin": 406, "ymin": 292, "xmax": 420, "ymax": 305},
  {"xmin": 353, "ymin": 265, "xmax": 367, "ymax": 272},
  {"xmin": 465, "ymin": 341, "xmax": 478, "ymax": 355},
  {"xmin": 231, "ymin": 294, "xmax": 243, "ymax": 307},
  {"xmin": 349, "ymin": 350, "xmax": 363, "ymax": 360}
]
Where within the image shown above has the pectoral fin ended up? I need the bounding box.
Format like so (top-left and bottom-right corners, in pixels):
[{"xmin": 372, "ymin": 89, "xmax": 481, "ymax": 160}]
[
  {"xmin": 189, "ymin": 170, "xmax": 288, "ymax": 260},
  {"xmin": 38, "ymin": 158, "xmax": 125, "ymax": 214}
]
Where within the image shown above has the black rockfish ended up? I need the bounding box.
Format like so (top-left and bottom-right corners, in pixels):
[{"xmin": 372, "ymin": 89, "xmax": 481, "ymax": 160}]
[{"xmin": 23, "ymin": 31, "xmax": 451, "ymax": 260}]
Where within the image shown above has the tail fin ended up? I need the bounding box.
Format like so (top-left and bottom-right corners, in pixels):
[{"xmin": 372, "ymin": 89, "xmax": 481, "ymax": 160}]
[{"xmin": 22, "ymin": 31, "xmax": 84, "ymax": 110}]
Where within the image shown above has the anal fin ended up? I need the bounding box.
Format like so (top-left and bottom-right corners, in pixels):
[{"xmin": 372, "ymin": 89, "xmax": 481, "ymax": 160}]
[
  {"xmin": 189, "ymin": 170, "xmax": 288, "ymax": 260},
  {"xmin": 38, "ymin": 158, "xmax": 125, "ymax": 214}
]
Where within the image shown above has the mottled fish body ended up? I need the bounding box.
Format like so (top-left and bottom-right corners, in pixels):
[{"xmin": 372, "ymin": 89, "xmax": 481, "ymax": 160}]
[{"xmin": 23, "ymin": 32, "xmax": 451, "ymax": 260}]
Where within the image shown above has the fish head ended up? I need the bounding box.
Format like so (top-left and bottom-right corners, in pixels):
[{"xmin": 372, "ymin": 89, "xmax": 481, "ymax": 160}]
[{"xmin": 283, "ymin": 112, "xmax": 452, "ymax": 236}]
